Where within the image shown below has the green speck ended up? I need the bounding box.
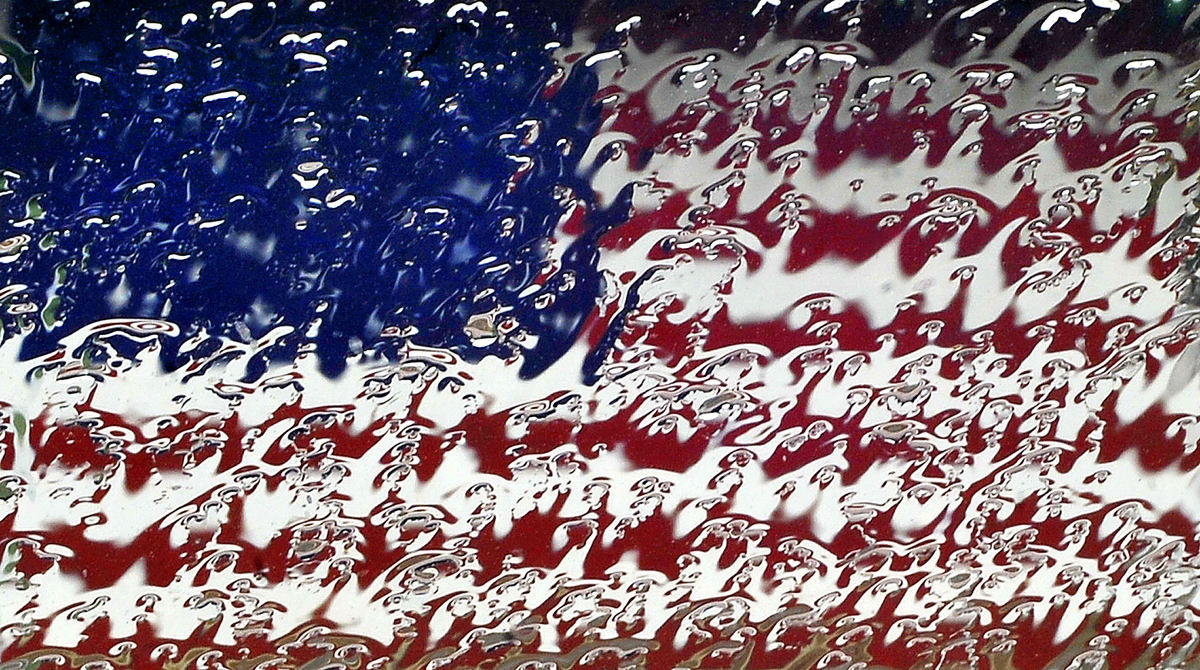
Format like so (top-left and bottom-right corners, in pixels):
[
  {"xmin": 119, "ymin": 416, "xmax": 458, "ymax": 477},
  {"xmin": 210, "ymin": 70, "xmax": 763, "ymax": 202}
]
[
  {"xmin": 0, "ymin": 39, "xmax": 34, "ymax": 87},
  {"xmin": 41, "ymin": 295, "xmax": 61, "ymax": 327},
  {"xmin": 12, "ymin": 412, "xmax": 26, "ymax": 443},
  {"xmin": 1, "ymin": 540, "xmax": 21, "ymax": 579},
  {"xmin": 26, "ymin": 195, "xmax": 45, "ymax": 220}
]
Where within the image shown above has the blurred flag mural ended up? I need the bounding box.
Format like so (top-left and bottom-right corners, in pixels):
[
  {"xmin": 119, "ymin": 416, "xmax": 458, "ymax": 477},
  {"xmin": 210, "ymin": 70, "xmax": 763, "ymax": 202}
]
[{"xmin": 1, "ymin": 0, "xmax": 1199, "ymax": 668}]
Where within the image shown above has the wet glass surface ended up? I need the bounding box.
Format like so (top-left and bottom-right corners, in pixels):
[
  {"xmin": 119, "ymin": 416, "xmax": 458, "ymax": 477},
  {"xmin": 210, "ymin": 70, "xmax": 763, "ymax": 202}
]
[{"xmin": 1, "ymin": 0, "xmax": 1199, "ymax": 668}]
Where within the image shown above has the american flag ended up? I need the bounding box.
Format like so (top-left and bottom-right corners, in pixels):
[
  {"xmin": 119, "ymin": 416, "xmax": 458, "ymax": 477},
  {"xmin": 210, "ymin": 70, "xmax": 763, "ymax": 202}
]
[{"xmin": 2, "ymin": 1, "xmax": 1199, "ymax": 668}]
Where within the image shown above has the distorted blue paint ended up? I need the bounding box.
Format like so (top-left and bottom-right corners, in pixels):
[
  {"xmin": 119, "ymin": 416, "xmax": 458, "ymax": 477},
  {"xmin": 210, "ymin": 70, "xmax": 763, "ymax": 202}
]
[{"xmin": 0, "ymin": 0, "xmax": 629, "ymax": 379}]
